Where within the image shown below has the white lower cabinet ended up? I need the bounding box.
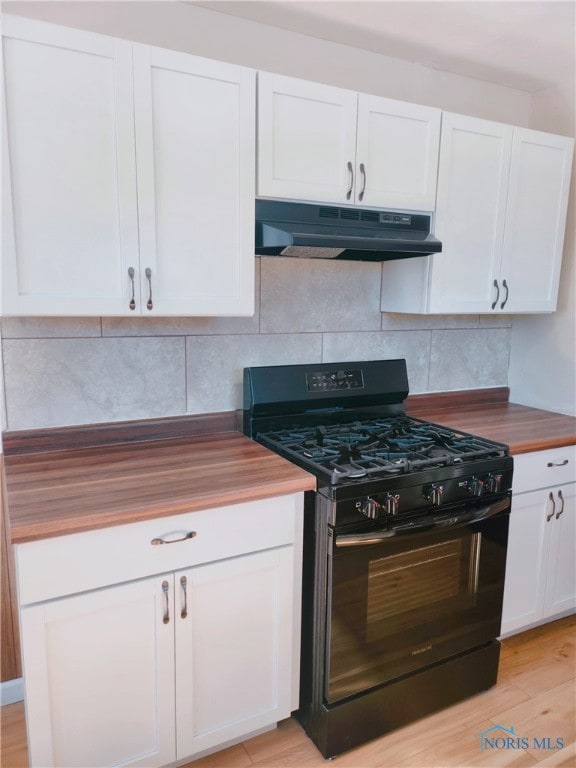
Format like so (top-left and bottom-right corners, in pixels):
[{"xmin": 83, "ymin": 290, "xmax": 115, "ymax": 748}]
[
  {"xmin": 21, "ymin": 577, "xmax": 176, "ymax": 768},
  {"xmin": 16, "ymin": 495, "xmax": 303, "ymax": 768},
  {"xmin": 501, "ymin": 448, "xmax": 576, "ymax": 636},
  {"xmin": 176, "ymin": 549, "xmax": 293, "ymax": 757}
]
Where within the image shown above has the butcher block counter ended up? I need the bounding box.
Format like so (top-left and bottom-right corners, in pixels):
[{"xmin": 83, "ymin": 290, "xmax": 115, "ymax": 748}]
[
  {"xmin": 3, "ymin": 388, "xmax": 575, "ymax": 544},
  {"xmin": 406, "ymin": 387, "xmax": 576, "ymax": 454},
  {"xmin": 4, "ymin": 423, "xmax": 316, "ymax": 544}
]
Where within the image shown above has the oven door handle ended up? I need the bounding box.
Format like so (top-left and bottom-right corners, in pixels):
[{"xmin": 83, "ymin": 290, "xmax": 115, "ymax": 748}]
[{"xmin": 334, "ymin": 496, "xmax": 510, "ymax": 548}]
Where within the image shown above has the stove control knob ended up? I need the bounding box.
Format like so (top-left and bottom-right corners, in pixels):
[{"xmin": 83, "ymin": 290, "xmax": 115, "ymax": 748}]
[
  {"xmin": 385, "ymin": 493, "xmax": 400, "ymax": 516},
  {"xmin": 469, "ymin": 476, "xmax": 486, "ymax": 497},
  {"xmin": 487, "ymin": 473, "xmax": 503, "ymax": 493},
  {"xmin": 361, "ymin": 498, "xmax": 380, "ymax": 520},
  {"xmin": 424, "ymin": 484, "xmax": 444, "ymax": 506}
]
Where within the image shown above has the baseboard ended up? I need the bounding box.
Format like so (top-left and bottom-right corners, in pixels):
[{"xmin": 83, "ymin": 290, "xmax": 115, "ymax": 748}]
[{"xmin": 0, "ymin": 677, "xmax": 24, "ymax": 705}]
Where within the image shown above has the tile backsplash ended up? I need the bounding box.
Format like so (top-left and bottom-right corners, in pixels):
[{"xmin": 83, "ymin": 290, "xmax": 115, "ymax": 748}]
[{"xmin": 1, "ymin": 259, "xmax": 512, "ymax": 431}]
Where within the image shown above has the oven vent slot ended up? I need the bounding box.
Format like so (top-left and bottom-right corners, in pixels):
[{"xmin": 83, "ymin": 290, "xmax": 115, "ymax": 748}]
[
  {"xmin": 361, "ymin": 210, "xmax": 380, "ymax": 222},
  {"xmin": 340, "ymin": 208, "xmax": 361, "ymax": 221}
]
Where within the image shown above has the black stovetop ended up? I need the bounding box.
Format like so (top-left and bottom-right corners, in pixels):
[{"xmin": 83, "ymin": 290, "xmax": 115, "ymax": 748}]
[
  {"xmin": 243, "ymin": 359, "xmax": 511, "ymax": 501},
  {"xmin": 256, "ymin": 414, "xmax": 509, "ymax": 486}
]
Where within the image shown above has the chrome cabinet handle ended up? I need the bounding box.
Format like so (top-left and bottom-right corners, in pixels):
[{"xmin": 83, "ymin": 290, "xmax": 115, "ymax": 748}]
[
  {"xmin": 556, "ymin": 489, "xmax": 565, "ymax": 519},
  {"xmin": 547, "ymin": 459, "xmax": 569, "ymax": 467},
  {"xmin": 180, "ymin": 575, "xmax": 188, "ymax": 619},
  {"xmin": 128, "ymin": 267, "xmax": 136, "ymax": 311},
  {"xmin": 358, "ymin": 162, "xmax": 367, "ymax": 201},
  {"xmin": 546, "ymin": 492, "xmax": 555, "ymax": 522},
  {"xmin": 346, "ymin": 161, "xmax": 354, "ymax": 200},
  {"xmin": 151, "ymin": 531, "xmax": 197, "ymax": 546},
  {"xmin": 162, "ymin": 580, "xmax": 170, "ymax": 624},
  {"xmin": 500, "ymin": 279, "xmax": 509, "ymax": 309},
  {"xmin": 491, "ymin": 279, "xmax": 500, "ymax": 310},
  {"xmin": 145, "ymin": 267, "xmax": 153, "ymax": 310}
]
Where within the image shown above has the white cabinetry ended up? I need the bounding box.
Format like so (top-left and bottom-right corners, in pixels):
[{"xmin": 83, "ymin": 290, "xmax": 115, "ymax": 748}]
[
  {"xmin": 133, "ymin": 45, "xmax": 254, "ymax": 316},
  {"xmin": 2, "ymin": 16, "xmax": 255, "ymax": 317},
  {"xmin": 2, "ymin": 16, "xmax": 138, "ymax": 316},
  {"xmin": 257, "ymin": 72, "xmax": 440, "ymax": 211},
  {"xmin": 21, "ymin": 577, "xmax": 175, "ymax": 768},
  {"xmin": 501, "ymin": 447, "xmax": 576, "ymax": 636},
  {"xmin": 16, "ymin": 495, "xmax": 303, "ymax": 768},
  {"xmin": 381, "ymin": 114, "xmax": 573, "ymax": 315}
]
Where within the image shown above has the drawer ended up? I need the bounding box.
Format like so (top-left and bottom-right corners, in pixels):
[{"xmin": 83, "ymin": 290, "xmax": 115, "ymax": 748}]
[
  {"xmin": 513, "ymin": 446, "xmax": 576, "ymax": 494},
  {"xmin": 16, "ymin": 493, "xmax": 302, "ymax": 605}
]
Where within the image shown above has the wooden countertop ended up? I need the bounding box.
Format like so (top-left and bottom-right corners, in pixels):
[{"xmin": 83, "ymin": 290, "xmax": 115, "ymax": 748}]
[
  {"xmin": 4, "ymin": 432, "xmax": 316, "ymax": 544},
  {"xmin": 406, "ymin": 394, "xmax": 576, "ymax": 454},
  {"xmin": 3, "ymin": 390, "xmax": 575, "ymax": 544}
]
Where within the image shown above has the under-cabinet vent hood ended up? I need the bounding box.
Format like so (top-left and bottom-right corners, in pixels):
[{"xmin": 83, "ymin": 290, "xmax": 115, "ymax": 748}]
[{"xmin": 255, "ymin": 200, "xmax": 442, "ymax": 262}]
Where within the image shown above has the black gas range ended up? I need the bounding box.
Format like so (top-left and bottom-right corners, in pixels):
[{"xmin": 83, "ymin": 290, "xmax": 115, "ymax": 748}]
[{"xmin": 243, "ymin": 359, "xmax": 513, "ymax": 758}]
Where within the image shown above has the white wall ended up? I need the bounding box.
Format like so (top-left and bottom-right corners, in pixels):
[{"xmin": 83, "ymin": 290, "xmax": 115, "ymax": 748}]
[
  {"xmin": 2, "ymin": 1, "xmax": 531, "ymax": 124},
  {"xmin": 508, "ymin": 81, "xmax": 576, "ymax": 415}
]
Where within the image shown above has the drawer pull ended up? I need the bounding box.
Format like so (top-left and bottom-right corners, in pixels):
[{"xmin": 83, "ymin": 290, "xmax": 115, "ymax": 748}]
[
  {"xmin": 162, "ymin": 580, "xmax": 170, "ymax": 624},
  {"xmin": 546, "ymin": 492, "xmax": 555, "ymax": 522},
  {"xmin": 151, "ymin": 531, "xmax": 196, "ymax": 546},
  {"xmin": 547, "ymin": 459, "xmax": 569, "ymax": 467},
  {"xmin": 556, "ymin": 490, "xmax": 565, "ymax": 519},
  {"xmin": 180, "ymin": 575, "xmax": 188, "ymax": 619}
]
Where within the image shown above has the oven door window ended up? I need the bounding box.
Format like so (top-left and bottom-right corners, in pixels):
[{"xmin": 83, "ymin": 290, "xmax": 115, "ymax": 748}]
[{"xmin": 326, "ymin": 514, "xmax": 508, "ymax": 704}]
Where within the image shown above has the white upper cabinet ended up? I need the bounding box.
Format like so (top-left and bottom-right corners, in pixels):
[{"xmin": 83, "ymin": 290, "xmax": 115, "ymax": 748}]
[
  {"xmin": 381, "ymin": 113, "xmax": 574, "ymax": 314},
  {"xmin": 355, "ymin": 94, "xmax": 440, "ymax": 210},
  {"xmin": 257, "ymin": 73, "xmax": 357, "ymax": 205},
  {"xmin": 500, "ymin": 128, "xmax": 573, "ymax": 313},
  {"xmin": 429, "ymin": 114, "xmax": 513, "ymax": 313},
  {"xmin": 257, "ymin": 72, "xmax": 441, "ymax": 211},
  {"xmin": 2, "ymin": 17, "xmax": 255, "ymax": 316},
  {"xmin": 2, "ymin": 16, "xmax": 139, "ymax": 316},
  {"xmin": 133, "ymin": 45, "xmax": 255, "ymax": 316}
]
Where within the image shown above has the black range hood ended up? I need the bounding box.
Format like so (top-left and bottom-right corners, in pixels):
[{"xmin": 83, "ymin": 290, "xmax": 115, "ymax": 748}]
[{"xmin": 255, "ymin": 200, "xmax": 442, "ymax": 262}]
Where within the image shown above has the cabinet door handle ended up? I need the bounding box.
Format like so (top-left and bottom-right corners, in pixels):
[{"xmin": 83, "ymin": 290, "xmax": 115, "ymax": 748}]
[
  {"xmin": 556, "ymin": 489, "xmax": 565, "ymax": 519},
  {"xmin": 358, "ymin": 162, "xmax": 367, "ymax": 201},
  {"xmin": 145, "ymin": 267, "xmax": 153, "ymax": 310},
  {"xmin": 151, "ymin": 531, "xmax": 197, "ymax": 546},
  {"xmin": 546, "ymin": 491, "xmax": 555, "ymax": 521},
  {"xmin": 162, "ymin": 580, "xmax": 170, "ymax": 624},
  {"xmin": 491, "ymin": 279, "xmax": 500, "ymax": 310},
  {"xmin": 547, "ymin": 459, "xmax": 568, "ymax": 467},
  {"xmin": 128, "ymin": 267, "xmax": 136, "ymax": 311},
  {"xmin": 500, "ymin": 279, "xmax": 509, "ymax": 309},
  {"xmin": 180, "ymin": 575, "xmax": 188, "ymax": 619},
  {"xmin": 346, "ymin": 161, "xmax": 354, "ymax": 200}
]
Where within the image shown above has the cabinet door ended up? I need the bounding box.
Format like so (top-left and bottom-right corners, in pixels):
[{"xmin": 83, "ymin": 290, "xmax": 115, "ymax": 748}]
[
  {"xmin": 133, "ymin": 45, "xmax": 255, "ymax": 315},
  {"xmin": 175, "ymin": 547, "xmax": 294, "ymax": 758},
  {"xmin": 501, "ymin": 488, "xmax": 551, "ymax": 635},
  {"xmin": 20, "ymin": 576, "xmax": 175, "ymax": 768},
  {"xmin": 356, "ymin": 95, "xmax": 440, "ymax": 211},
  {"xmin": 499, "ymin": 128, "xmax": 574, "ymax": 313},
  {"xmin": 2, "ymin": 16, "xmax": 139, "ymax": 316},
  {"xmin": 257, "ymin": 72, "xmax": 358, "ymax": 204},
  {"xmin": 428, "ymin": 113, "xmax": 513, "ymax": 313},
  {"xmin": 545, "ymin": 484, "xmax": 576, "ymax": 618}
]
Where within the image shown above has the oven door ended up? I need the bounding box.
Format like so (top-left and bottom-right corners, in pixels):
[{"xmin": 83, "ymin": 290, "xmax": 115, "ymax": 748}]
[{"xmin": 325, "ymin": 495, "xmax": 510, "ymax": 704}]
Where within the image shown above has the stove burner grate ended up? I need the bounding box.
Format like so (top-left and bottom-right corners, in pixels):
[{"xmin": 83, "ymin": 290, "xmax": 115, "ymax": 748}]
[{"xmin": 258, "ymin": 416, "xmax": 508, "ymax": 485}]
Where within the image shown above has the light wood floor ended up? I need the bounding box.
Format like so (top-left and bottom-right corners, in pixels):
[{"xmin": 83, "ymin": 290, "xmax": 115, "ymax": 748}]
[{"xmin": 1, "ymin": 615, "xmax": 574, "ymax": 768}]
